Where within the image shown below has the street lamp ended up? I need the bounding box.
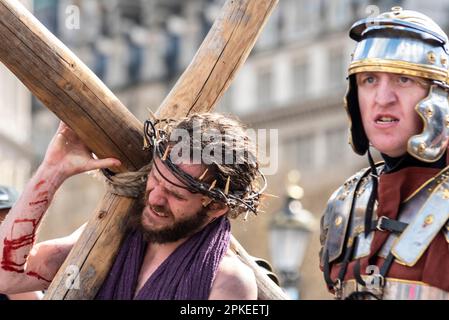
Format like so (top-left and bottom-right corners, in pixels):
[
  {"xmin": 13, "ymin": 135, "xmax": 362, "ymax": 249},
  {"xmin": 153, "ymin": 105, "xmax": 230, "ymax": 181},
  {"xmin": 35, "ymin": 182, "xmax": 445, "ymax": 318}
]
[{"xmin": 269, "ymin": 170, "xmax": 317, "ymax": 299}]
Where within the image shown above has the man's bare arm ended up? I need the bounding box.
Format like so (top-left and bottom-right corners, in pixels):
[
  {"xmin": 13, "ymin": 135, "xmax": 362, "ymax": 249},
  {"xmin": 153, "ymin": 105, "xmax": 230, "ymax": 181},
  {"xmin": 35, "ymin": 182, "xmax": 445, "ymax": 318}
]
[
  {"xmin": 209, "ymin": 250, "xmax": 258, "ymax": 300},
  {"xmin": 0, "ymin": 164, "xmax": 66, "ymax": 293},
  {"xmin": 24, "ymin": 223, "xmax": 87, "ymax": 292},
  {"xmin": 0, "ymin": 122, "xmax": 119, "ymax": 294},
  {"xmin": 0, "ymin": 223, "xmax": 85, "ymax": 296}
]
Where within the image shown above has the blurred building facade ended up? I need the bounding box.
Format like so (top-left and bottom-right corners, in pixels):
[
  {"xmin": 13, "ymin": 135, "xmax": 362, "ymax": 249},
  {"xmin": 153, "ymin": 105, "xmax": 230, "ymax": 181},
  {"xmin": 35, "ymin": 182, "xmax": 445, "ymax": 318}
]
[
  {"xmin": 0, "ymin": 65, "xmax": 32, "ymax": 191},
  {"xmin": 0, "ymin": 0, "xmax": 33, "ymax": 192},
  {"xmin": 28, "ymin": 0, "xmax": 449, "ymax": 299}
]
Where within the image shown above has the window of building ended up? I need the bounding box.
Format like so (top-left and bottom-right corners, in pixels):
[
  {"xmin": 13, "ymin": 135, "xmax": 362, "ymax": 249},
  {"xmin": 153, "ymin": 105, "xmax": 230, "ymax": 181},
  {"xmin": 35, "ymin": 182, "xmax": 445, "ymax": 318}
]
[
  {"xmin": 256, "ymin": 67, "xmax": 273, "ymax": 108},
  {"xmin": 325, "ymin": 127, "xmax": 349, "ymax": 162},
  {"xmin": 282, "ymin": 0, "xmax": 322, "ymax": 41},
  {"xmin": 118, "ymin": 0, "xmax": 153, "ymax": 25},
  {"xmin": 34, "ymin": 0, "xmax": 59, "ymax": 35},
  {"xmin": 325, "ymin": 0, "xmax": 352, "ymax": 30},
  {"xmin": 286, "ymin": 133, "xmax": 315, "ymax": 170},
  {"xmin": 292, "ymin": 59, "xmax": 308, "ymax": 101},
  {"xmin": 217, "ymin": 85, "xmax": 234, "ymax": 113},
  {"xmin": 255, "ymin": 6, "xmax": 281, "ymax": 50},
  {"xmin": 0, "ymin": 158, "xmax": 14, "ymax": 187},
  {"xmin": 329, "ymin": 48, "xmax": 347, "ymax": 90}
]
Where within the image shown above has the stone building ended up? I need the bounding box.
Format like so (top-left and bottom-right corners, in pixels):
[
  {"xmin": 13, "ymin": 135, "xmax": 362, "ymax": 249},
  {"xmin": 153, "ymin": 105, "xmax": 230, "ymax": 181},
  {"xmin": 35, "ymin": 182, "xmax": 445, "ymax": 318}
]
[{"xmin": 0, "ymin": 0, "xmax": 33, "ymax": 193}]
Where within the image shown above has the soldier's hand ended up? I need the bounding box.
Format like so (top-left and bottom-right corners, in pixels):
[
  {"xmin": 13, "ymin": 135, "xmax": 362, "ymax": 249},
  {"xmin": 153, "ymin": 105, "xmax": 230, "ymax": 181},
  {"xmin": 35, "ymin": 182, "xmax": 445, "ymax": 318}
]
[{"xmin": 42, "ymin": 122, "xmax": 121, "ymax": 178}]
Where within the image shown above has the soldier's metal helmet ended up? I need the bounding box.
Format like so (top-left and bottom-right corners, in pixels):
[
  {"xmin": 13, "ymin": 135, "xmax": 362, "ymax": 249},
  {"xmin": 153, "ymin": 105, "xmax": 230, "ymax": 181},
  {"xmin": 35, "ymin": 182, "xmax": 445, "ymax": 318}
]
[
  {"xmin": 0, "ymin": 185, "xmax": 19, "ymax": 210},
  {"xmin": 346, "ymin": 6, "xmax": 449, "ymax": 162}
]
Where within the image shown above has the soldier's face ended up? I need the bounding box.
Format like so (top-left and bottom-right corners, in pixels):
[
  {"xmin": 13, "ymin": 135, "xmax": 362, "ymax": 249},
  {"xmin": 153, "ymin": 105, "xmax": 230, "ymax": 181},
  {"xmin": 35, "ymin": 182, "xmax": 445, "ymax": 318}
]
[{"xmin": 357, "ymin": 72, "xmax": 428, "ymax": 157}]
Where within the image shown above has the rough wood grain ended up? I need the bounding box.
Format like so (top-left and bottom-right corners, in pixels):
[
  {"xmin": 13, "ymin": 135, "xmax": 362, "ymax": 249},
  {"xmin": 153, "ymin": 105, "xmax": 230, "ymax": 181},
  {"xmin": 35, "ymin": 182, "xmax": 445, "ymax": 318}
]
[{"xmin": 0, "ymin": 0, "xmax": 148, "ymax": 171}]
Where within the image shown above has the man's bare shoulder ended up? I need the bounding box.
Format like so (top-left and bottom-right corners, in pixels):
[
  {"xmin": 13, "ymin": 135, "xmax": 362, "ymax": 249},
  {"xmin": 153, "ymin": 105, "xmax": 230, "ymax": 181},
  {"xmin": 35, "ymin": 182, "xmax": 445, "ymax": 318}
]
[{"xmin": 209, "ymin": 249, "xmax": 258, "ymax": 300}]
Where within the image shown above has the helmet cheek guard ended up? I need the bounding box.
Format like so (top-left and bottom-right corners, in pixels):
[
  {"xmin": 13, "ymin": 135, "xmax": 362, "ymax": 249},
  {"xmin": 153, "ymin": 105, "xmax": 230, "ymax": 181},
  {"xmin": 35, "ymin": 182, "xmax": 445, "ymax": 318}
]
[
  {"xmin": 408, "ymin": 84, "xmax": 449, "ymax": 162},
  {"xmin": 346, "ymin": 6, "xmax": 449, "ymax": 162}
]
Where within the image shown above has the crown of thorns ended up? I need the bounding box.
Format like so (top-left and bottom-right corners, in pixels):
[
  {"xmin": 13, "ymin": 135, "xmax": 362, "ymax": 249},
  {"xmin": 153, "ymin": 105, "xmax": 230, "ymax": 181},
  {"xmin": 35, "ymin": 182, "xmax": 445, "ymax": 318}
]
[{"xmin": 142, "ymin": 119, "xmax": 266, "ymax": 216}]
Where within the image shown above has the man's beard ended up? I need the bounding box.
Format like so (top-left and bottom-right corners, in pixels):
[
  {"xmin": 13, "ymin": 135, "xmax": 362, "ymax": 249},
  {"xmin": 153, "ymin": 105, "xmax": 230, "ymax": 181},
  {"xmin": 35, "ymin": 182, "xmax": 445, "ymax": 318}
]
[{"xmin": 128, "ymin": 191, "xmax": 210, "ymax": 244}]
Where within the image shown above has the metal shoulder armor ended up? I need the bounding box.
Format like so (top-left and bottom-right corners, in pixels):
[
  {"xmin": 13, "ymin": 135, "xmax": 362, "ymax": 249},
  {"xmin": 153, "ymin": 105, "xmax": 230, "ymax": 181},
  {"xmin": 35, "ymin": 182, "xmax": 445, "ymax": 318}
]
[
  {"xmin": 391, "ymin": 168, "xmax": 449, "ymax": 265},
  {"xmin": 319, "ymin": 166, "xmax": 373, "ymax": 267}
]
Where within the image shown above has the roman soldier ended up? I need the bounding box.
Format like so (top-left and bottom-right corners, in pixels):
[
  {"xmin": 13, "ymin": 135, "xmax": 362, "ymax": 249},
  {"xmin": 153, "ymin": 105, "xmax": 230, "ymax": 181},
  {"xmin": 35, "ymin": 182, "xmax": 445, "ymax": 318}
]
[{"xmin": 320, "ymin": 7, "xmax": 449, "ymax": 299}]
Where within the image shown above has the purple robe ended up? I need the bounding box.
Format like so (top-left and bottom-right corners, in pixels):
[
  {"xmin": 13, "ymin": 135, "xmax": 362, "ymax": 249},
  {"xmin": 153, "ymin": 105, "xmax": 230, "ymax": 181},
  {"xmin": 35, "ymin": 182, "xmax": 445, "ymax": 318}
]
[{"xmin": 95, "ymin": 216, "xmax": 230, "ymax": 300}]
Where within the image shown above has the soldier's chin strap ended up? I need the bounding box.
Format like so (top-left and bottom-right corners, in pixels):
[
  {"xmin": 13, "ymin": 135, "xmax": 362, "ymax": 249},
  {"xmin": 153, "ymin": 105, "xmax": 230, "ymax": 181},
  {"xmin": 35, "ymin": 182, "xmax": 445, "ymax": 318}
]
[
  {"xmin": 143, "ymin": 119, "xmax": 267, "ymax": 216},
  {"xmin": 364, "ymin": 149, "xmax": 378, "ymax": 236}
]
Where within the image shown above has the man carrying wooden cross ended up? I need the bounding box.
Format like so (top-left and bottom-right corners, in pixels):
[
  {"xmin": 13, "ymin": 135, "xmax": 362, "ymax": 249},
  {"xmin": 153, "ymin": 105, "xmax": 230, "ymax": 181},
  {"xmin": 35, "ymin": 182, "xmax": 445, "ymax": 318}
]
[{"xmin": 0, "ymin": 112, "xmax": 266, "ymax": 300}]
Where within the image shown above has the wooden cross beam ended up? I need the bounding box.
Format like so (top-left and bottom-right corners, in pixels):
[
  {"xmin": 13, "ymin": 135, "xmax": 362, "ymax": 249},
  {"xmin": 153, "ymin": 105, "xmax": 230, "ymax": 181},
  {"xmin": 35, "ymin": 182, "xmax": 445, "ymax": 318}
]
[{"xmin": 0, "ymin": 0, "xmax": 287, "ymax": 299}]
